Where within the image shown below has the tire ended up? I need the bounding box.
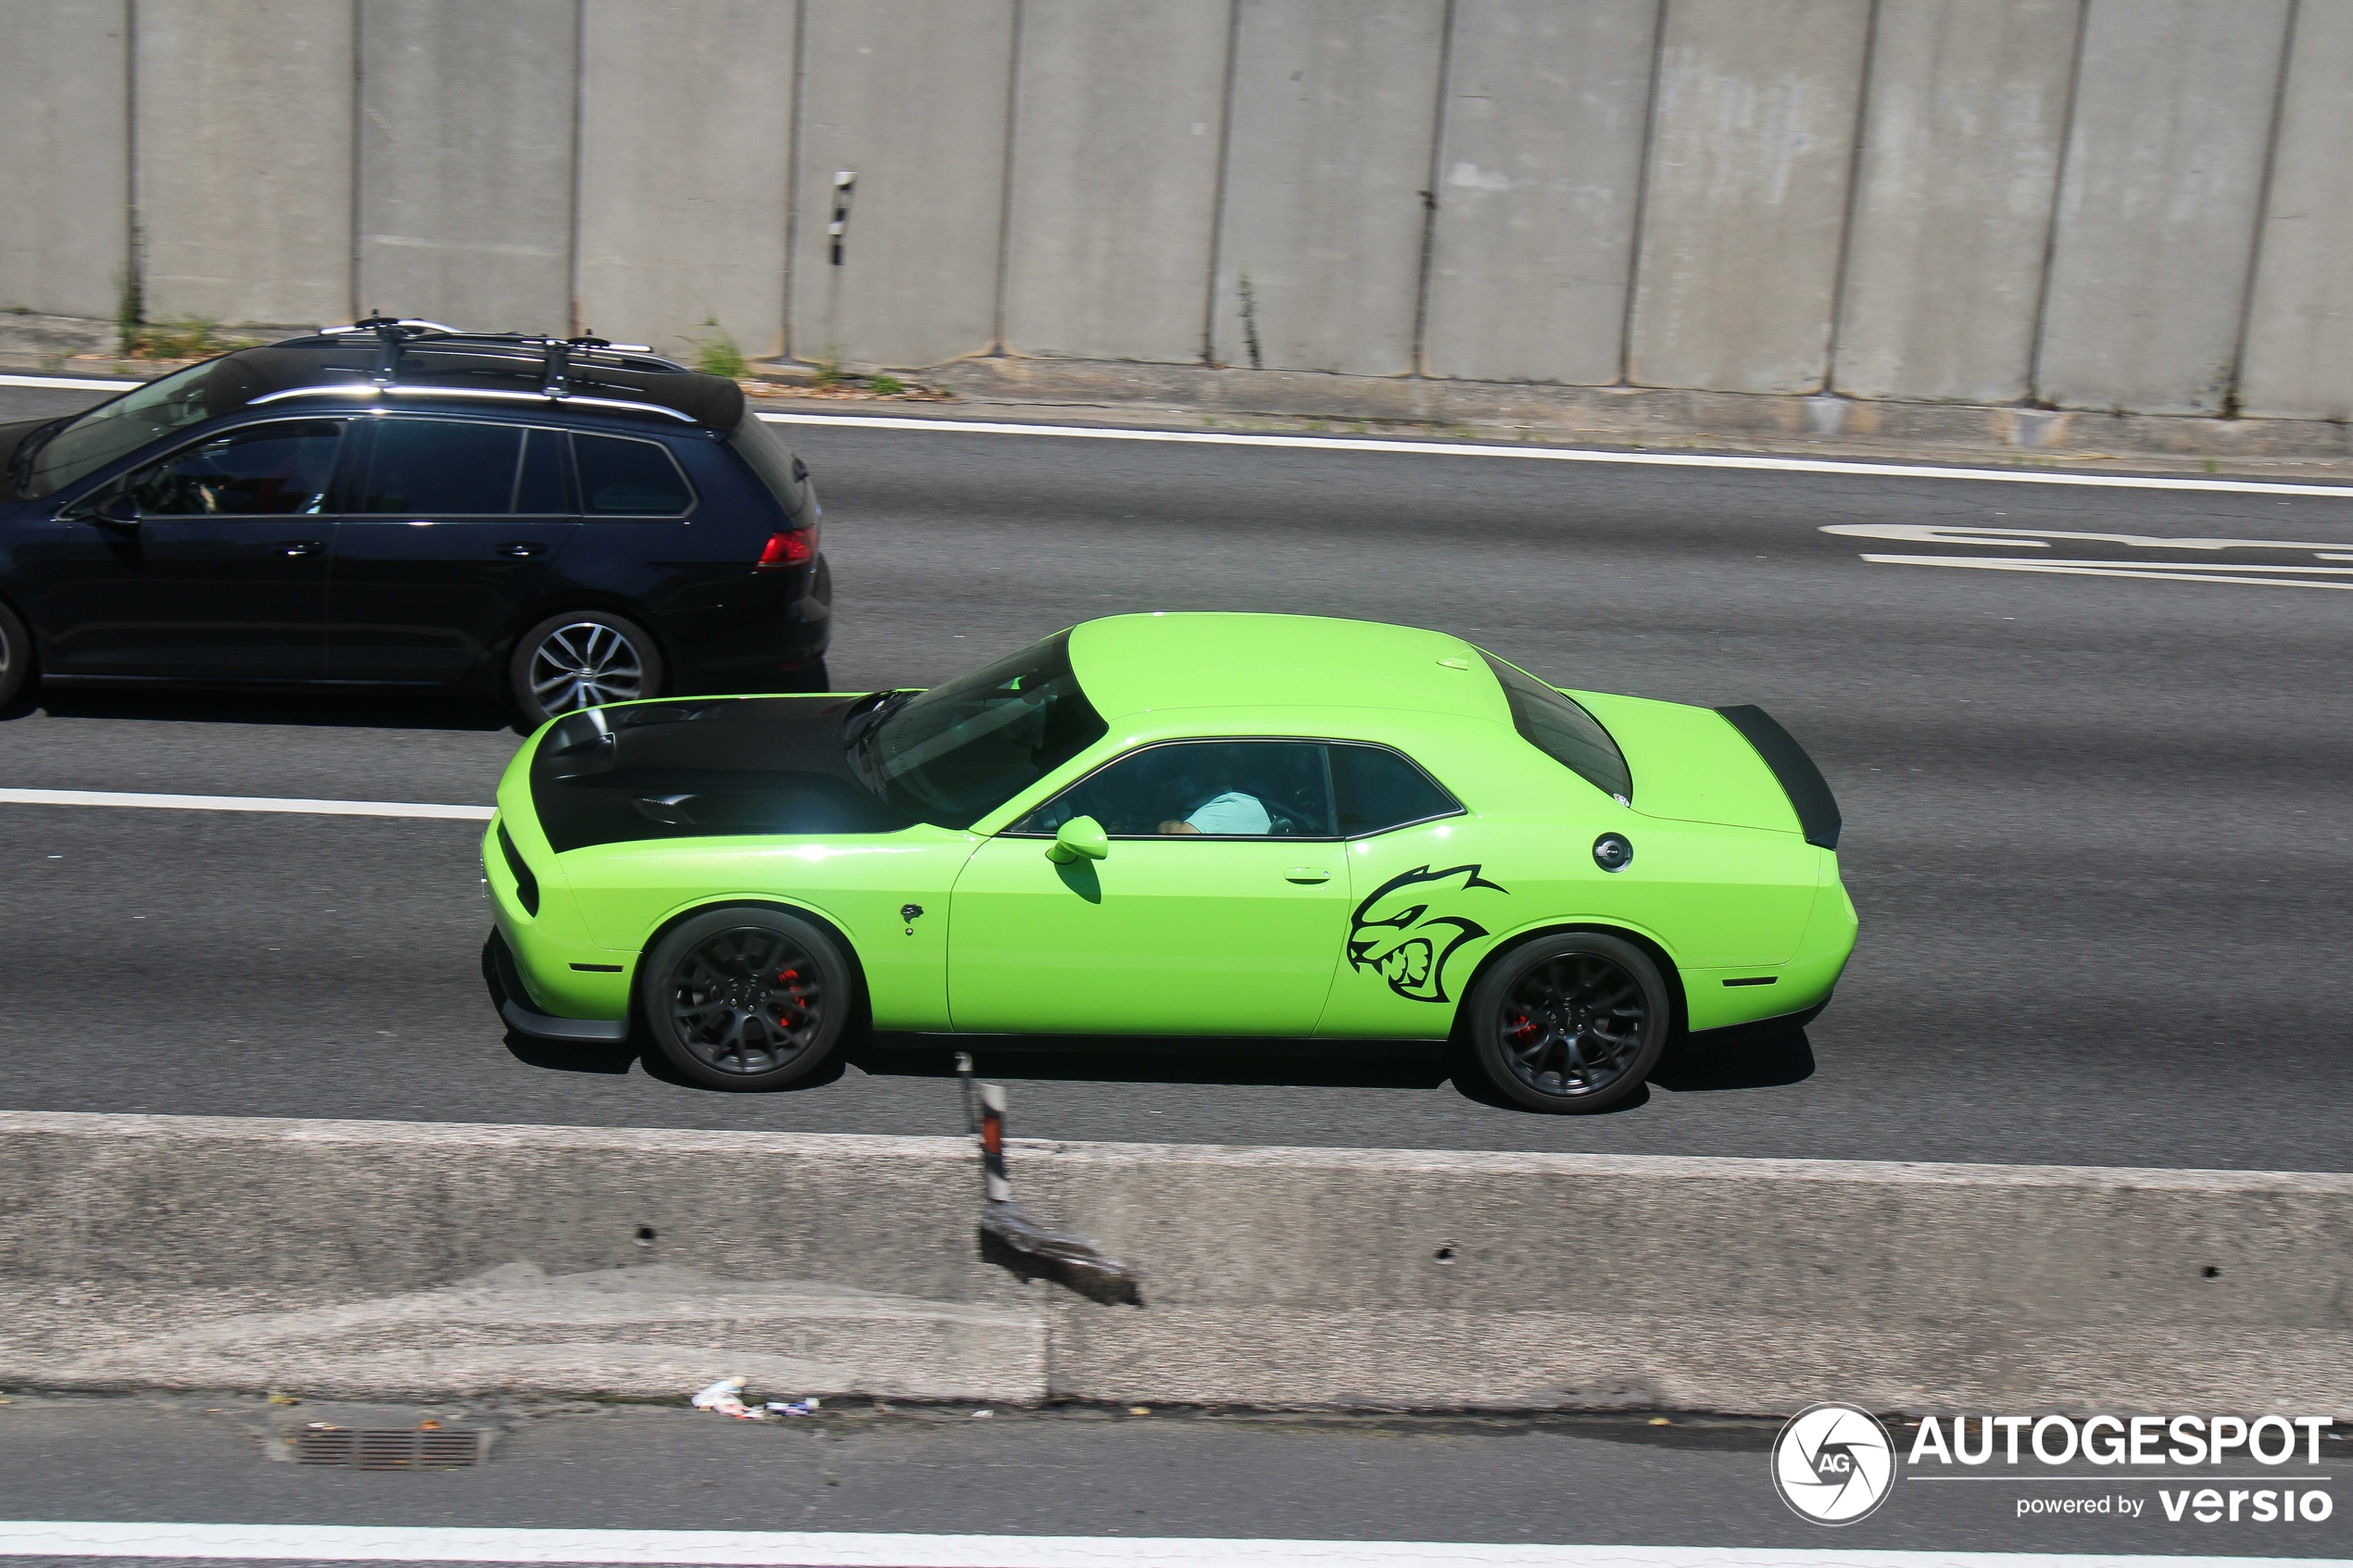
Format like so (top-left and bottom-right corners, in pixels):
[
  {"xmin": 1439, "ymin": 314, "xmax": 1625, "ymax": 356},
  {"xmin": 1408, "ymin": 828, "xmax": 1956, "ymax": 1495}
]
[
  {"xmin": 1466, "ymin": 932, "xmax": 1670, "ymax": 1113},
  {"xmin": 0, "ymin": 598, "xmax": 33, "ymax": 710},
  {"xmin": 641, "ymin": 906, "xmax": 854, "ymax": 1091},
  {"xmin": 509, "ymin": 608, "xmax": 665, "ymax": 728}
]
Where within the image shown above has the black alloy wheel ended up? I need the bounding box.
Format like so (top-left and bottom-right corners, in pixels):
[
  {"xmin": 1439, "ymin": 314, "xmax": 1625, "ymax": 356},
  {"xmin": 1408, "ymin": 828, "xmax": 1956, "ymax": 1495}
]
[
  {"xmin": 1466, "ymin": 932, "xmax": 1669, "ymax": 1113},
  {"xmin": 642, "ymin": 906, "xmax": 853, "ymax": 1091},
  {"xmin": 510, "ymin": 608, "xmax": 665, "ymax": 729}
]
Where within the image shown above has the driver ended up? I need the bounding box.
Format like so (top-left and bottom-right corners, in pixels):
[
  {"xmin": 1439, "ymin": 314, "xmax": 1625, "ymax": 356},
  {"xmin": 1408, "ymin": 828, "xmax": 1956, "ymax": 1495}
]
[{"xmin": 1158, "ymin": 788, "xmax": 1271, "ymax": 835}]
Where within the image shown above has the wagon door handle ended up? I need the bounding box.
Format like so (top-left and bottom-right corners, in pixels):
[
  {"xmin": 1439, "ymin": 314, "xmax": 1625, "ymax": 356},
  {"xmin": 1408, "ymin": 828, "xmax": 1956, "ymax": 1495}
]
[
  {"xmin": 275, "ymin": 540, "xmax": 322, "ymax": 558},
  {"xmin": 1285, "ymin": 867, "xmax": 1332, "ymax": 884},
  {"xmin": 494, "ymin": 540, "xmax": 547, "ymax": 558}
]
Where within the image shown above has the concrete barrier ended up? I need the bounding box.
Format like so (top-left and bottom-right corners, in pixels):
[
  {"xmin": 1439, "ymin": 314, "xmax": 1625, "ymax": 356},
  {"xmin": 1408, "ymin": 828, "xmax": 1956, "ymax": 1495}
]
[
  {"xmin": 2239, "ymin": 0, "xmax": 2353, "ymax": 422},
  {"xmin": 356, "ymin": 0, "xmax": 577, "ymax": 338},
  {"xmin": 8, "ymin": 0, "xmax": 2353, "ymax": 421},
  {"xmin": 2034, "ymin": 0, "xmax": 2293, "ymax": 417},
  {"xmin": 1831, "ymin": 0, "xmax": 2078, "ymax": 406},
  {"xmin": 4, "ymin": 1110, "xmax": 2347, "ymax": 1412},
  {"xmin": 0, "ymin": 0, "xmax": 127, "ymax": 323}
]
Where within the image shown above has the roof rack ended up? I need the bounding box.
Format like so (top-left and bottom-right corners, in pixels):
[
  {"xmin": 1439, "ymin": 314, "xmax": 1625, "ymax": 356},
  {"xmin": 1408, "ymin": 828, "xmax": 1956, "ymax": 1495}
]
[{"xmin": 319, "ymin": 314, "xmax": 676, "ymax": 390}]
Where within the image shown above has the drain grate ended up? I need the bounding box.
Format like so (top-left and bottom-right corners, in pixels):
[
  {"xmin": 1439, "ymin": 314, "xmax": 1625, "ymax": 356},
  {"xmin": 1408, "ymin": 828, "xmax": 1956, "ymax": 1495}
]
[{"xmin": 295, "ymin": 1427, "xmax": 484, "ymax": 1469}]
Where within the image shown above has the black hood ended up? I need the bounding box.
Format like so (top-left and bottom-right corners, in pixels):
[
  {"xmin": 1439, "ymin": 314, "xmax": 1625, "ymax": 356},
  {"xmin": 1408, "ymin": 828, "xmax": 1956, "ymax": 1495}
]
[{"xmin": 530, "ymin": 696, "xmax": 916, "ymax": 854}]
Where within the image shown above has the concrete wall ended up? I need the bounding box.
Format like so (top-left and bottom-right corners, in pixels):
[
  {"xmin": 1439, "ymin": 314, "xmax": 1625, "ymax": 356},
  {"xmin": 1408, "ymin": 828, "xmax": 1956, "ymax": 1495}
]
[
  {"xmin": 356, "ymin": 0, "xmax": 576, "ymax": 337},
  {"xmin": 575, "ymin": 0, "xmax": 793, "ymax": 360},
  {"xmin": 1628, "ymin": 0, "xmax": 1872, "ymax": 395},
  {"xmin": 7, "ymin": 0, "xmax": 2351, "ymax": 422},
  {"xmin": 0, "ymin": 0, "xmax": 128, "ymax": 322},
  {"xmin": 2238, "ymin": 0, "xmax": 2353, "ymax": 422},
  {"xmin": 1000, "ymin": 0, "xmax": 1230, "ymax": 365},
  {"xmin": 6, "ymin": 1112, "xmax": 2350, "ymax": 1411},
  {"xmin": 1209, "ymin": 0, "xmax": 1447, "ymax": 376},
  {"xmin": 788, "ymin": 0, "xmax": 1016, "ymax": 370},
  {"xmin": 134, "ymin": 0, "xmax": 355, "ymax": 327},
  {"xmin": 1420, "ymin": 0, "xmax": 1656, "ymax": 385},
  {"xmin": 2034, "ymin": 0, "xmax": 2295, "ymax": 417},
  {"xmin": 1832, "ymin": 0, "xmax": 2077, "ymax": 405}
]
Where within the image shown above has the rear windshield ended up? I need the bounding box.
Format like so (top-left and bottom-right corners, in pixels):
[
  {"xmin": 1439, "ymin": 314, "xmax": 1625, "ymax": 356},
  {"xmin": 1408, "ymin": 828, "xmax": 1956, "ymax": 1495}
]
[
  {"xmin": 850, "ymin": 632, "xmax": 1106, "ymax": 829},
  {"xmin": 1480, "ymin": 653, "xmax": 1633, "ymax": 803},
  {"xmin": 726, "ymin": 414, "xmax": 807, "ymax": 513}
]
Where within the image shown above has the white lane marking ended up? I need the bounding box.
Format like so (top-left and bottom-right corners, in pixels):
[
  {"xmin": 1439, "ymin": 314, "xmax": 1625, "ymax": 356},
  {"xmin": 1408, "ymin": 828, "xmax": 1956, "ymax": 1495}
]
[
  {"xmin": 0, "ymin": 788, "xmax": 493, "ymax": 821},
  {"xmin": 756, "ymin": 410, "xmax": 2353, "ymax": 499},
  {"xmin": 1821, "ymin": 522, "xmax": 2353, "ymax": 552},
  {"xmin": 1857, "ymin": 554, "xmax": 2353, "ymax": 591},
  {"xmin": 0, "ymin": 1524, "xmax": 2308, "ymax": 1568},
  {"xmin": 2, "ymin": 373, "xmax": 2344, "ymax": 497},
  {"xmin": 0, "ymin": 373, "xmax": 135, "ymax": 391}
]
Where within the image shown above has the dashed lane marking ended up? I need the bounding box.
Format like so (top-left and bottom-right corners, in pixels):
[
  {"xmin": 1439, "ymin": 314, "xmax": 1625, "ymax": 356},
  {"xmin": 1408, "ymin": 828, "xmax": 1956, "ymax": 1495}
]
[
  {"xmin": 0, "ymin": 1523, "xmax": 2309, "ymax": 1568},
  {"xmin": 1855, "ymin": 555, "xmax": 2353, "ymax": 591},
  {"xmin": 0, "ymin": 787, "xmax": 493, "ymax": 821},
  {"xmin": 756, "ymin": 410, "xmax": 2353, "ymax": 499}
]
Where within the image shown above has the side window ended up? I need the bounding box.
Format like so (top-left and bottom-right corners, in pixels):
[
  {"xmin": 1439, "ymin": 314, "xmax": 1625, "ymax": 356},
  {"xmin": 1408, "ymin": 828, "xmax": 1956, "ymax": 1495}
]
[
  {"xmin": 514, "ymin": 428, "xmax": 572, "ymax": 513},
  {"xmin": 1020, "ymin": 740, "xmax": 1335, "ymax": 839},
  {"xmin": 1330, "ymin": 744, "xmax": 1462, "ymax": 836},
  {"xmin": 574, "ymin": 433, "xmax": 694, "ymax": 516},
  {"xmin": 125, "ymin": 420, "xmax": 344, "ymax": 518},
  {"xmin": 362, "ymin": 419, "xmax": 523, "ymax": 515}
]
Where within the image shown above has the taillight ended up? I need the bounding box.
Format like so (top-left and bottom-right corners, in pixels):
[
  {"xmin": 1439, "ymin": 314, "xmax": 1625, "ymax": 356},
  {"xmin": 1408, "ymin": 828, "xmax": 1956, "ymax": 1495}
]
[{"xmin": 756, "ymin": 526, "xmax": 818, "ymax": 570}]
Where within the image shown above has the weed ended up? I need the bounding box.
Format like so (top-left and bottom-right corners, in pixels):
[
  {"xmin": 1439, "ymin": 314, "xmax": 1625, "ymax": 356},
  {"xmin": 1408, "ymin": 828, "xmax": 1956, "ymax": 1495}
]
[
  {"xmin": 811, "ymin": 352, "xmax": 845, "ymax": 389},
  {"xmin": 5, "ymin": 304, "xmax": 28, "ymax": 315},
  {"xmin": 115, "ymin": 269, "xmax": 144, "ymax": 355},
  {"xmin": 122, "ymin": 316, "xmax": 256, "ymax": 360},
  {"xmin": 867, "ymin": 374, "xmax": 905, "ymax": 396},
  {"xmin": 2202, "ymin": 458, "xmax": 2220, "ymax": 473},
  {"xmin": 690, "ymin": 318, "xmax": 749, "ymax": 380}
]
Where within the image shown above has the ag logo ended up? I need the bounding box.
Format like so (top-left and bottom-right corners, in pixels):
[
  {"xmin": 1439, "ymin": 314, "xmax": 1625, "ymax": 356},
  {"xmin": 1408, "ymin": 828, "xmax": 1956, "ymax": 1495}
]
[
  {"xmin": 1771, "ymin": 1402, "xmax": 1895, "ymax": 1524},
  {"xmin": 1345, "ymin": 863, "xmax": 1505, "ymax": 1004}
]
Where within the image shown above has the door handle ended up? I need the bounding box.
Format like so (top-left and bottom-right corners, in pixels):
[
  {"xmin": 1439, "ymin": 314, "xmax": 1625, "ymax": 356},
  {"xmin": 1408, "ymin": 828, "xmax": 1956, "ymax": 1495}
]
[
  {"xmin": 494, "ymin": 541, "xmax": 547, "ymax": 558},
  {"xmin": 275, "ymin": 540, "xmax": 322, "ymax": 558},
  {"xmin": 1285, "ymin": 867, "xmax": 1332, "ymax": 884}
]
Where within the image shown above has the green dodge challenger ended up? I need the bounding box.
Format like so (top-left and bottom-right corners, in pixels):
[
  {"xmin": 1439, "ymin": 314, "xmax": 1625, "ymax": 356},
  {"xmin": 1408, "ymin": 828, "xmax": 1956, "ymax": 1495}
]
[{"xmin": 483, "ymin": 613, "xmax": 1856, "ymax": 1112}]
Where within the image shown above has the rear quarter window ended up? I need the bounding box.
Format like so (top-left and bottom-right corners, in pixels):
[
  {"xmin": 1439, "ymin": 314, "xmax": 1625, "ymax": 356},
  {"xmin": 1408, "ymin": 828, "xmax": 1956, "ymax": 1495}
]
[
  {"xmin": 574, "ymin": 433, "xmax": 695, "ymax": 515},
  {"xmin": 1480, "ymin": 653, "xmax": 1633, "ymax": 803}
]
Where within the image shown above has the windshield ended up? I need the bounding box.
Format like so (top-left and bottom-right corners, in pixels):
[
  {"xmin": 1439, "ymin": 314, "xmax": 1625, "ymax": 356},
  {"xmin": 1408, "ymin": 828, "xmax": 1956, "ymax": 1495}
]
[
  {"xmin": 20, "ymin": 357, "xmax": 267, "ymax": 498},
  {"xmin": 1480, "ymin": 652, "xmax": 1634, "ymax": 803},
  {"xmin": 853, "ymin": 632, "xmax": 1106, "ymax": 829}
]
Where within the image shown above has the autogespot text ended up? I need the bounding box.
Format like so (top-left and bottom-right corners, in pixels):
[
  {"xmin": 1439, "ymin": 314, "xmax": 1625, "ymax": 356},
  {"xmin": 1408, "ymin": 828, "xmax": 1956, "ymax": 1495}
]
[{"xmin": 1907, "ymin": 1414, "xmax": 2335, "ymax": 1527}]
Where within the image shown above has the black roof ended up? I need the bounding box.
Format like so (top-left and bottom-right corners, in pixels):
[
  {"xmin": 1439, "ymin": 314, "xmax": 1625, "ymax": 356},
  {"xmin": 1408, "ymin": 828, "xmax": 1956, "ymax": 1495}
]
[{"xmin": 180, "ymin": 327, "xmax": 748, "ymax": 433}]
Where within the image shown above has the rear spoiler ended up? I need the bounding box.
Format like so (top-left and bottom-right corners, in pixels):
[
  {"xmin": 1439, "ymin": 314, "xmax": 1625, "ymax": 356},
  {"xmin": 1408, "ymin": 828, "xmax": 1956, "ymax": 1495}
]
[{"xmin": 1715, "ymin": 705, "xmax": 1842, "ymax": 849}]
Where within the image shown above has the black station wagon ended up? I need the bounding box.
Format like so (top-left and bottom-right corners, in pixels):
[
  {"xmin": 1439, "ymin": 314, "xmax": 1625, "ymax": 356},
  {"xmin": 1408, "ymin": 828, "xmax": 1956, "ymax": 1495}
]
[{"xmin": 0, "ymin": 318, "xmax": 831, "ymax": 725}]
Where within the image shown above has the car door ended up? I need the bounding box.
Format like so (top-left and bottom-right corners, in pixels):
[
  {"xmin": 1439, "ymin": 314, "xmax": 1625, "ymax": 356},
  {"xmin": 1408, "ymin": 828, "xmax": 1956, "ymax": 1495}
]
[
  {"xmin": 328, "ymin": 417, "xmax": 578, "ymax": 682},
  {"xmin": 31, "ymin": 418, "xmax": 346, "ymax": 679},
  {"xmin": 947, "ymin": 739, "xmax": 1348, "ymax": 1035}
]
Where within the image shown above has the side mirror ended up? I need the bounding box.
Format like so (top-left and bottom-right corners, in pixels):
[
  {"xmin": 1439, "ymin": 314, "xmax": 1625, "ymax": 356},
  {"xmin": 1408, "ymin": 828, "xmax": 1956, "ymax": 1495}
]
[
  {"xmin": 1045, "ymin": 815, "xmax": 1109, "ymax": 864},
  {"xmin": 96, "ymin": 493, "xmax": 141, "ymax": 528}
]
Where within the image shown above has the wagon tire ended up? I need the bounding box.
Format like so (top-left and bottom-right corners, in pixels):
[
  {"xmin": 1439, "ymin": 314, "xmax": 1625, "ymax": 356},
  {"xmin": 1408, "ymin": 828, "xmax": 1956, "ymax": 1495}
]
[
  {"xmin": 510, "ymin": 608, "xmax": 665, "ymax": 729},
  {"xmin": 1466, "ymin": 932, "xmax": 1669, "ymax": 1113},
  {"xmin": 642, "ymin": 907, "xmax": 854, "ymax": 1091},
  {"xmin": 0, "ymin": 598, "xmax": 34, "ymax": 710}
]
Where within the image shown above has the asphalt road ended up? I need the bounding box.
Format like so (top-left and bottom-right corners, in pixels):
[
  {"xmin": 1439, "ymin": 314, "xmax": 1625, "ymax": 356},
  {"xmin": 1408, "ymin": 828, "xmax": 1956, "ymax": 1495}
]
[
  {"xmin": 5, "ymin": 1394, "xmax": 2345, "ymax": 1559},
  {"xmin": 6, "ymin": 382, "xmax": 2353, "ymax": 1169}
]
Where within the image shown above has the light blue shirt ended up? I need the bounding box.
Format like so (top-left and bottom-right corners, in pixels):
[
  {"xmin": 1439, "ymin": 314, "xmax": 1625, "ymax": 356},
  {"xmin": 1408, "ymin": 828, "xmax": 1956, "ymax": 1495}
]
[{"xmin": 1186, "ymin": 791, "xmax": 1271, "ymax": 834}]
